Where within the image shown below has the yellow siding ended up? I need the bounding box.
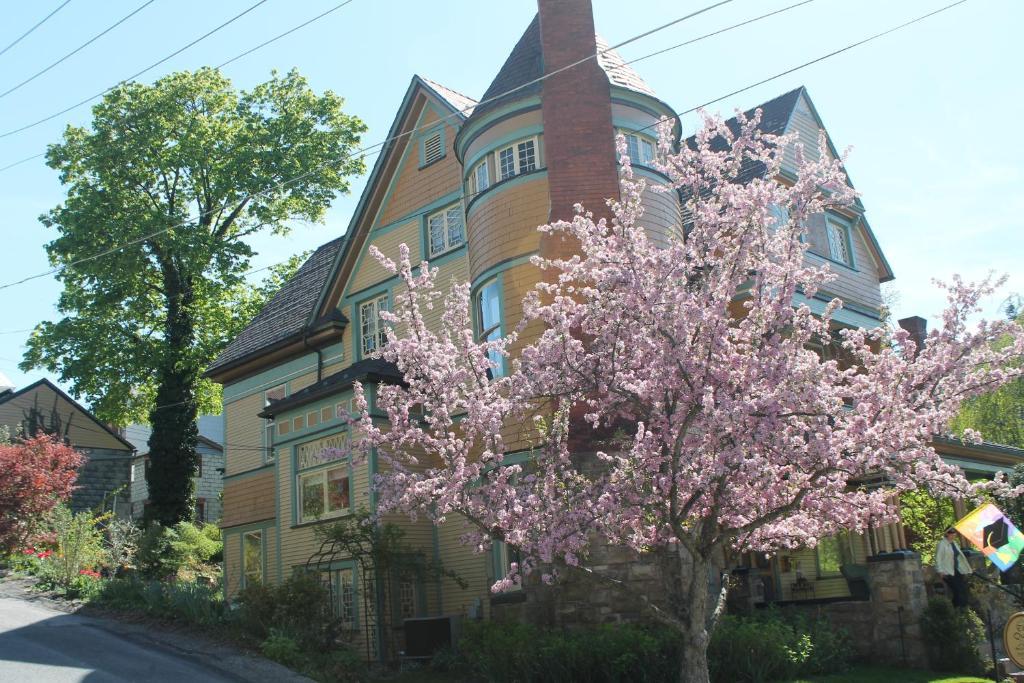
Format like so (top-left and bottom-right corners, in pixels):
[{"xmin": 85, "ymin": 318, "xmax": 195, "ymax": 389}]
[
  {"xmin": 467, "ymin": 175, "xmax": 550, "ymax": 285},
  {"xmin": 224, "ymin": 392, "xmax": 264, "ymax": 475},
  {"xmin": 0, "ymin": 384, "xmax": 129, "ymax": 451},
  {"xmin": 377, "ymin": 108, "xmax": 462, "ymax": 228},
  {"xmin": 436, "ymin": 515, "xmax": 492, "ymax": 618},
  {"xmin": 221, "ymin": 471, "xmax": 276, "ymax": 528},
  {"xmin": 349, "ymin": 221, "xmax": 422, "ymax": 295},
  {"xmin": 225, "ymin": 533, "xmax": 242, "ymax": 598},
  {"xmin": 776, "ymin": 532, "xmax": 870, "ymax": 602}
]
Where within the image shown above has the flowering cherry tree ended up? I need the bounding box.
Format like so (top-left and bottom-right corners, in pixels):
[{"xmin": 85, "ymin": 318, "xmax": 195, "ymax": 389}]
[
  {"xmin": 353, "ymin": 111, "xmax": 1024, "ymax": 682},
  {"xmin": 0, "ymin": 434, "xmax": 84, "ymax": 554}
]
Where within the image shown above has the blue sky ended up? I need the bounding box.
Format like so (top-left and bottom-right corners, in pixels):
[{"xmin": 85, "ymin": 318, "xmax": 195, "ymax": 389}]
[{"xmin": 0, "ymin": 0, "xmax": 1020, "ymax": 400}]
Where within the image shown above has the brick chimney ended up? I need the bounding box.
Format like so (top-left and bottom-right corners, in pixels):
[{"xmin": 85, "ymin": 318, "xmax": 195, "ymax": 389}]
[
  {"xmin": 537, "ymin": 0, "xmax": 620, "ymax": 259},
  {"xmin": 898, "ymin": 316, "xmax": 928, "ymax": 359}
]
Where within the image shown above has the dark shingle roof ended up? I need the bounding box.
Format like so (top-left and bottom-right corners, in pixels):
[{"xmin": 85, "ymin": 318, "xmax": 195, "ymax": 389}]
[
  {"xmin": 257, "ymin": 359, "xmax": 403, "ymax": 418},
  {"xmin": 206, "ymin": 237, "xmax": 347, "ymax": 375},
  {"xmin": 468, "ymin": 14, "xmax": 658, "ymax": 121},
  {"xmin": 682, "ymin": 87, "xmax": 804, "ymax": 188}
]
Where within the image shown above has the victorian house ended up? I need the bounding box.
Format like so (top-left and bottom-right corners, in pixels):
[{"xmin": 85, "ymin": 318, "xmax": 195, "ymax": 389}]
[{"xmin": 207, "ymin": 0, "xmax": 1021, "ymax": 662}]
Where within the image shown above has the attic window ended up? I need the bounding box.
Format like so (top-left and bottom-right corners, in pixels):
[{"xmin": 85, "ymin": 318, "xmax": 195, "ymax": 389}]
[
  {"xmin": 422, "ymin": 132, "xmax": 443, "ymax": 166},
  {"xmin": 825, "ymin": 216, "xmax": 854, "ymax": 267}
]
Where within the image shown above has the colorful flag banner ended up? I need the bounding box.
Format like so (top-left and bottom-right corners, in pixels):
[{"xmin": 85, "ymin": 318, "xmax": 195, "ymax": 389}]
[{"xmin": 955, "ymin": 502, "xmax": 1024, "ymax": 572}]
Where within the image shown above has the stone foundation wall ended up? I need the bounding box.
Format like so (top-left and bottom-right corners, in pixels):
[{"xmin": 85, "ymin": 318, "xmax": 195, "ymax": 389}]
[{"xmin": 787, "ymin": 553, "xmax": 929, "ymax": 669}]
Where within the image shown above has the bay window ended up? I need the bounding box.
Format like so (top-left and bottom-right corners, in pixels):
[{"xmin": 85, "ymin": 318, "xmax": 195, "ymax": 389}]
[
  {"xmin": 475, "ymin": 278, "xmax": 504, "ymax": 377},
  {"xmin": 496, "ymin": 137, "xmax": 537, "ymax": 181}
]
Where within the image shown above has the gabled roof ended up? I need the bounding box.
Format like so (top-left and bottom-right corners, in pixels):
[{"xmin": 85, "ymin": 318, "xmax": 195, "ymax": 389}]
[
  {"xmin": 683, "ymin": 86, "xmax": 894, "ymax": 282},
  {"xmin": 468, "ymin": 14, "xmax": 658, "ymax": 121},
  {"xmin": 420, "ymin": 77, "xmax": 477, "ymax": 118},
  {"xmin": 0, "ymin": 378, "xmax": 134, "ymax": 451},
  {"xmin": 257, "ymin": 358, "xmax": 402, "ymax": 418},
  {"xmin": 206, "ymin": 237, "xmax": 348, "ymax": 376},
  {"xmin": 308, "ymin": 76, "xmax": 469, "ymax": 324}
]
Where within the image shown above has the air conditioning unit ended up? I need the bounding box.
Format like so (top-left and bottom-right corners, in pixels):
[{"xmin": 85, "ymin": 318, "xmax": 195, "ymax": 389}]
[{"xmin": 402, "ymin": 615, "xmax": 461, "ymax": 660}]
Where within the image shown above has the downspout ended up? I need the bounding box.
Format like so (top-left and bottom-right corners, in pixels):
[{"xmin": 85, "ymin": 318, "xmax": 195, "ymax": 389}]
[{"xmin": 303, "ymin": 328, "xmax": 323, "ymax": 382}]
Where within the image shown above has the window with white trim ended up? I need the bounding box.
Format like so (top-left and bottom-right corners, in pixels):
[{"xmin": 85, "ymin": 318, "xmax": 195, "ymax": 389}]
[
  {"xmin": 298, "ymin": 464, "xmax": 351, "ymax": 523},
  {"xmin": 622, "ymin": 132, "xmax": 655, "ymax": 166},
  {"xmin": 243, "ymin": 530, "xmax": 263, "ymax": 587},
  {"xmin": 427, "ymin": 205, "xmax": 465, "ymax": 256},
  {"xmin": 825, "ymin": 217, "xmax": 853, "ymax": 266},
  {"xmin": 472, "ymin": 159, "xmax": 490, "ymax": 195},
  {"xmin": 495, "ymin": 137, "xmax": 537, "ymax": 181},
  {"xmin": 475, "ymin": 278, "xmax": 504, "ymax": 377},
  {"xmin": 336, "ymin": 567, "xmax": 356, "ymax": 628},
  {"xmin": 360, "ymin": 294, "xmax": 389, "ymax": 357},
  {"xmin": 422, "ymin": 131, "xmax": 443, "ymax": 165}
]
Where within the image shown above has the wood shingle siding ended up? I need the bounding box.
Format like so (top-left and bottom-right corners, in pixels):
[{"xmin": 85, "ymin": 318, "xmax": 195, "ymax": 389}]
[{"xmin": 221, "ymin": 471, "xmax": 276, "ymax": 529}]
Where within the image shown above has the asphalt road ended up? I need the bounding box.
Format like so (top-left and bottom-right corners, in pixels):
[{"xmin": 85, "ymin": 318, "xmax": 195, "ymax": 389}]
[{"xmin": 0, "ymin": 596, "xmax": 246, "ymax": 683}]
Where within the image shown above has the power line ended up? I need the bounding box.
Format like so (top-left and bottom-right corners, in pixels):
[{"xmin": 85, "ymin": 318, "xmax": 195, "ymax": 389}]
[
  {"xmin": 215, "ymin": 0, "xmax": 357, "ymax": 70},
  {"xmin": 633, "ymin": 0, "xmax": 971, "ymax": 136},
  {"xmin": 0, "ymin": 0, "xmax": 157, "ymax": 100},
  {"xmin": 0, "ymin": 0, "xmax": 74, "ymax": 59},
  {"xmin": 0, "ymin": 0, "xmax": 270, "ymax": 138},
  {"xmin": 626, "ymin": 0, "xmax": 817, "ymax": 66},
  {"xmin": 0, "ymin": 0, "xmax": 360, "ymax": 176},
  {"xmin": 0, "ymin": 0, "xmax": 734, "ymax": 291},
  {"xmin": 0, "ymin": 153, "xmax": 45, "ymax": 173}
]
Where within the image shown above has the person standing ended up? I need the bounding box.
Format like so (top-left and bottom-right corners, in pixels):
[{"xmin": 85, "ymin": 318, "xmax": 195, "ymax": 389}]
[{"xmin": 936, "ymin": 527, "xmax": 973, "ymax": 608}]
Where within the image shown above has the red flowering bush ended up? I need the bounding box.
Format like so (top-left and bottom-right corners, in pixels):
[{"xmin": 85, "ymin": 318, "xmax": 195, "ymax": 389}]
[{"xmin": 0, "ymin": 434, "xmax": 83, "ymax": 554}]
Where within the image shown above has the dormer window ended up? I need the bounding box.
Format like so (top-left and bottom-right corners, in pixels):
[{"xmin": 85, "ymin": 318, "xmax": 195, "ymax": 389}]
[
  {"xmin": 825, "ymin": 216, "xmax": 854, "ymax": 267},
  {"xmin": 496, "ymin": 137, "xmax": 537, "ymax": 181}
]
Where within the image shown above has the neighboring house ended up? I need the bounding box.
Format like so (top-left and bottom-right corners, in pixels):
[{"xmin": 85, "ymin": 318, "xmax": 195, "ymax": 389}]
[
  {"xmin": 123, "ymin": 415, "xmax": 225, "ymax": 523},
  {"xmin": 0, "ymin": 376, "xmax": 134, "ymax": 516},
  {"xmin": 205, "ymin": 0, "xmax": 1017, "ymax": 663}
]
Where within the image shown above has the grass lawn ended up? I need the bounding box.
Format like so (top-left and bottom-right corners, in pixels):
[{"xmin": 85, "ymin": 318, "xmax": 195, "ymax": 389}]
[{"xmin": 790, "ymin": 665, "xmax": 992, "ymax": 683}]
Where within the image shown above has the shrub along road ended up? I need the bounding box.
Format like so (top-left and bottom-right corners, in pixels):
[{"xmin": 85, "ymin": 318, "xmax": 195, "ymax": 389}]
[{"xmin": 0, "ymin": 578, "xmax": 309, "ymax": 682}]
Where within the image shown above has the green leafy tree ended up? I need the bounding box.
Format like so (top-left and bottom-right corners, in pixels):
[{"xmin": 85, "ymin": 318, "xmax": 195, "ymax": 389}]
[
  {"xmin": 951, "ymin": 313, "xmax": 1024, "ymax": 448},
  {"xmin": 22, "ymin": 67, "xmax": 366, "ymax": 525},
  {"xmin": 899, "ymin": 488, "xmax": 956, "ymax": 563}
]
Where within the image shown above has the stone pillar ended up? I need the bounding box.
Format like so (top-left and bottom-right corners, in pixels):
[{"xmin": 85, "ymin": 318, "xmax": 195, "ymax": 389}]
[{"xmin": 865, "ymin": 552, "xmax": 929, "ymax": 668}]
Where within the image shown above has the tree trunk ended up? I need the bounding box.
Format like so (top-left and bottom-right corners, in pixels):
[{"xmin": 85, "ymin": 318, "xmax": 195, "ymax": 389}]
[
  {"xmin": 676, "ymin": 544, "xmax": 716, "ymax": 683},
  {"xmin": 146, "ymin": 264, "xmax": 199, "ymax": 527}
]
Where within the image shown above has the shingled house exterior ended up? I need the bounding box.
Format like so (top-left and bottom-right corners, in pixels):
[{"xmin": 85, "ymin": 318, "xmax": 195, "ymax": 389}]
[{"xmin": 207, "ymin": 0, "xmax": 1022, "ymax": 663}]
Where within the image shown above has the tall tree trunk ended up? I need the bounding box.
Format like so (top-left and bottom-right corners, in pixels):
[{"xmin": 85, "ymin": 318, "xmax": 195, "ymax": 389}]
[
  {"xmin": 146, "ymin": 263, "xmax": 199, "ymax": 526},
  {"xmin": 677, "ymin": 545, "xmax": 715, "ymax": 683}
]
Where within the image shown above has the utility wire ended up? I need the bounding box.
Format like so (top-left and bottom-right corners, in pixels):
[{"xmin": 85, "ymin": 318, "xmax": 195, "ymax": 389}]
[
  {"xmin": 215, "ymin": 0, "xmax": 357, "ymax": 70},
  {"xmin": 627, "ymin": 0, "xmax": 817, "ymax": 66},
  {"xmin": 0, "ymin": 0, "xmax": 74, "ymax": 59},
  {"xmin": 0, "ymin": 0, "xmax": 157, "ymax": 100},
  {"xmin": 0, "ymin": 0, "xmax": 734, "ymax": 292},
  {"xmin": 0, "ymin": 0, "xmax": 359, "ymax": 176},
  {"xmin": 0, "ymin": 0, "xmax": 270, "ymax": 138},
  {"xmin": 633, "ymin": 0, "xmax": 971, "ymax": 136},
  {"xmin": 0, "ymin": 153, "xmax": 45, "ymax": 173}
]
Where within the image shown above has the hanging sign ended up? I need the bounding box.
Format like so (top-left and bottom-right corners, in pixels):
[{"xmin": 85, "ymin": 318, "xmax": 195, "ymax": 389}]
[{"xmin": 954, "ymin": 503, "xmax": 1024, "ymax": 572}]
